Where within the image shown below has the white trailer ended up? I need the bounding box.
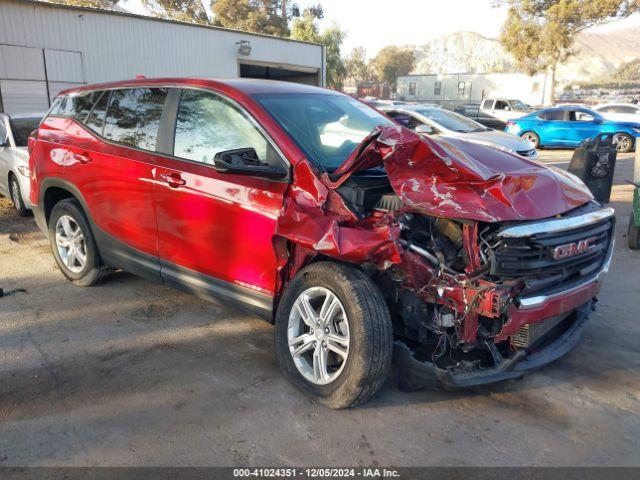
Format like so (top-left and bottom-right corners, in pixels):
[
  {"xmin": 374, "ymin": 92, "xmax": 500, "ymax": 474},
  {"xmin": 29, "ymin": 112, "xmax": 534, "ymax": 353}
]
[{"xmin": 397, "ymin": 72, "xmax": 553, "ymax": 108}]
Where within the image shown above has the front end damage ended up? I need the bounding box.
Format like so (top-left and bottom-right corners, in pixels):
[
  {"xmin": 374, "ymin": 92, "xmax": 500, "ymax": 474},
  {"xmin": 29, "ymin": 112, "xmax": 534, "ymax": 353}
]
[{"xmin": 274, "ymin": 126, "xmax": 615, "ymax": 389}]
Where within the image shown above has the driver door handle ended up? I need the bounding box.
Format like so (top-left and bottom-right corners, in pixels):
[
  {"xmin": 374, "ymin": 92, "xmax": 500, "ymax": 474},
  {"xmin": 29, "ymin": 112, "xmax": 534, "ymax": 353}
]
[
  {"xmin": 159, "ymin": 172, "xmax": 186, "ymax": 188},
  {"xmin": 74, "ymin": 152, "xmax": 92, "ymax": 164}
]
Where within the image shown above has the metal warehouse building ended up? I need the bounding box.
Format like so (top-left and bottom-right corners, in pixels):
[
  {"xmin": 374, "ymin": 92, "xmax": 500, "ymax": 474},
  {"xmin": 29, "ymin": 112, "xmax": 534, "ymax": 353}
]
[{"xmin": 0, "ymin": 0, "xmax": 325, "ymax": 115}]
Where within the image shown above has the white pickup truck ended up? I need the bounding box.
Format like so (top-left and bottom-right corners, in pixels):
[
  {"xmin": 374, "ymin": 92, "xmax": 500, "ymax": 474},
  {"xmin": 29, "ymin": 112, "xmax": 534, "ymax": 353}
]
[{"xmin": 454, "ymin": 98, "xmax": 532, "ymax": 129}]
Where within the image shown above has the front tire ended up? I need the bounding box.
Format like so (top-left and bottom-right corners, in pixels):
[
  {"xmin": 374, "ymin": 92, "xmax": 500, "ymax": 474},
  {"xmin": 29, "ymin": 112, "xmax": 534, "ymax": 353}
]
[
  {"xmin": 9, "ymin": 175, "xmax": 29, "ymax": 217},
  {"xmin": 521, "ymin": 131, "xmax": 540, "ymax": 149},
  {"xmin": 275, "ymin": 262, "xmax": 392, "ymax": 409},
  {"xmin": 48, "ymin": 199, "xmax": 108, "ymax": 286},
  {"xmin": 613, "ymin": 133, "xmax": 633, "ymax": 153}
]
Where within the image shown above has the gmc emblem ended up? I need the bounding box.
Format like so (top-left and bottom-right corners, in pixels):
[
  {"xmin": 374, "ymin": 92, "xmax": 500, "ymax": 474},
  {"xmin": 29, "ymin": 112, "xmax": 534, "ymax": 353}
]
[{"xmin": 552, "ymin": 237, "xmax": 597, "ymax": 260}]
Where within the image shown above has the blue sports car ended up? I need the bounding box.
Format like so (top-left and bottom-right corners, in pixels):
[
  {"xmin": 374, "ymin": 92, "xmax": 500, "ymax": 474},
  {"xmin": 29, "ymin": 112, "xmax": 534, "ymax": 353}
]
[{"xmin": 505, "ymin": 105, "xmax": 640, "ymax": 153}]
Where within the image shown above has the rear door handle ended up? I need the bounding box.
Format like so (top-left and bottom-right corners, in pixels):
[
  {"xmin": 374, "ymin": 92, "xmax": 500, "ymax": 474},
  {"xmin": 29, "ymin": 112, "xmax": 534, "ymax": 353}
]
[
  {"xmin": 159, "ymin": 172, "xmax": 186, "ymax": 188},
  {"xmin": 74, "ymin": 152, "xmax": 92, "ymax": 164}
]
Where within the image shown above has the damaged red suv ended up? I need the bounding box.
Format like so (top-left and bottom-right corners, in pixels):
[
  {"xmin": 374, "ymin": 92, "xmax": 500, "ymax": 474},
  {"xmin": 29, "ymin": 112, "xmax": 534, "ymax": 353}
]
[{"xmin": 29, "ymin": 78, "xmax": 614, "ymax": 408}]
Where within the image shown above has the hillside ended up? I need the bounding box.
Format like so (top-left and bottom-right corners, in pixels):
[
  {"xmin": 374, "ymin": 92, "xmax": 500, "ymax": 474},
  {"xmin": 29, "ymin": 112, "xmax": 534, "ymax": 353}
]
[{"xmin": 411, "ymin": 26, "xmax": 640, "ymax": 85}]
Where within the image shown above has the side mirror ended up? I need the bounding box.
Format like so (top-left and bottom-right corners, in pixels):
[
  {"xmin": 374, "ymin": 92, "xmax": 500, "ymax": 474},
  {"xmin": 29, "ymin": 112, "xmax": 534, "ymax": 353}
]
[
  {"xmin": 213, "ymin": 147, "xmax": 288, "ymax": 179},
  {"xmin": 504, "ymin": 106, "xmax": 511, "ymax": 111},
  {"xmin": 414, "ymin": 124, "xmax": 434, "ymax": 135}
]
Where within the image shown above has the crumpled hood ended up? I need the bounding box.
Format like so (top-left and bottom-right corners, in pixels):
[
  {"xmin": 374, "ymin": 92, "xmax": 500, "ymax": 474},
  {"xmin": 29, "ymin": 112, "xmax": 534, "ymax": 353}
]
[{"xmin": 330, "ymin": 126, "xmax": 593, "ymax": 222}]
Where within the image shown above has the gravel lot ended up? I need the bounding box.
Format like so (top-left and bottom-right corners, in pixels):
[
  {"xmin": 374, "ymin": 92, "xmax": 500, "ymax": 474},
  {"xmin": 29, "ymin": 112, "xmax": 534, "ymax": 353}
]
[{"xmin": 0, "ymin": 150, "xmax": 639, "ymax": 467}]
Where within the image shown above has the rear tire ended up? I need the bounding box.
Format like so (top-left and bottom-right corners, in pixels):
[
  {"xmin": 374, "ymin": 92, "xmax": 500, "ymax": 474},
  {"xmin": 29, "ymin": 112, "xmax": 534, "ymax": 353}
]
[
  {"xmin": 628, "ymin": 212, "xmax": 640, "ymax": 250},
  {"xmin": 613, "ymin": 133, "xmax": 633, "ymax": 153},
  {"xmin": 521, "ymin": 131, "xmax": 540, "ymax": 149},
  {"xmin": 275, "ymin": 262, "xmax": 393, "ymax": 409},
  {"xmin": 48, "ymin": 199, "xmax": 109, "ymax": 286},
  {"xmin": 9, "ymin": 175, "xmax": 29, "ymax": 217}
]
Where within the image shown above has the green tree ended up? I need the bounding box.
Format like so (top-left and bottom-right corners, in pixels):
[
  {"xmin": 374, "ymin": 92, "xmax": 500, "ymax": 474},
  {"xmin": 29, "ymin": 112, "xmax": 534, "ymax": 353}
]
[
  {"xmin": 46, "ymin": 0, "xmax": 120, "ymax": 8},
  {"xmin": 290, "ymin": 11, "xmax": 346, "ymax": 89},
  {"xmin": 142, "ymin": 0, "xmax": 210, "ymax": 24},
  {"xmin": 211, "ymin": 0, "xmax": 314, "ymax": 37},
  {"xmin": 497, "ymin": 0, "xmax": 640, "ymax": 103},
  {"xmin": 344, "ymin": 47, "xmax": 373, "ymax": 86},
  {"xmin": 371, "ymin": 46, "xmax": 415, "ymax": 90}
]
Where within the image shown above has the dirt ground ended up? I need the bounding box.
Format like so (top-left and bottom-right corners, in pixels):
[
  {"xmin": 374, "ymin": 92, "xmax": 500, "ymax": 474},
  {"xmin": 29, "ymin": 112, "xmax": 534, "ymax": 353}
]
[{"xmin": 0, "ymin": 150, "xmax": 639, "ymax": 467}]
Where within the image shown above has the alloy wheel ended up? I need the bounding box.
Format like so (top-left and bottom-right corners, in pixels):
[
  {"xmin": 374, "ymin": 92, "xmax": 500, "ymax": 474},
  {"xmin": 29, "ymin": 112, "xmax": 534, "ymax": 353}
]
[
  {"xmin": 522, "ymin": 132, "xmax": 538, "ymax": 147},
  {"xmin": 287, "ymin": 286, "xmax": 350, "ymax": 385},
  {"xmin": 55, "ymin": 215, "xmax": 87, "ymax": 273},
  {"xmin": 613, "ymin": 134, "xmax": 631, "ymax": 152}
]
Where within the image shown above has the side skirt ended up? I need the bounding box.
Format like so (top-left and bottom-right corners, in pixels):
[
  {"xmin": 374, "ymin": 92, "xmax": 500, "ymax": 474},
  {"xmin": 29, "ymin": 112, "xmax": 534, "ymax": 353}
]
[{"xmin": 94, "ymin": 227, "xmax": 274, "ymax": 322}]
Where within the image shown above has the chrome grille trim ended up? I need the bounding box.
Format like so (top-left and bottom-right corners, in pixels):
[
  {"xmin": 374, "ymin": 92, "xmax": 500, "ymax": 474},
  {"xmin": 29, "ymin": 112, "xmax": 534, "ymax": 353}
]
[{"xmin": 497, "ymin": 207, "xmax": 615, "ymax": 238}]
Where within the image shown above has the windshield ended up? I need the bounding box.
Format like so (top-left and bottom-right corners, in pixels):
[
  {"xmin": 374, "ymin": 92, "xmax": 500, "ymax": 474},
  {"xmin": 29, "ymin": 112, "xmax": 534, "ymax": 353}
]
[
  {"xmin": 510, "ymin": 100, "xmax": 528, "ymax": 110},
  {"xmin": 415, "ymin": 108, "xmax": 487, "ymax": 133},
  {"xmin": 254, "ymin": 93, "xmax": 394, "ymax": 170}
]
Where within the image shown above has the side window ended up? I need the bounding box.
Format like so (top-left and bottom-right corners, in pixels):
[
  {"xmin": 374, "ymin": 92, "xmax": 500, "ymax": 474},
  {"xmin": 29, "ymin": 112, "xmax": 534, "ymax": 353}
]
[
  {"xmin": 9, "ymin": 117, "xmax": 42, "ymax": 147},
  {"xmin": 103, "ymin": 88, "xmax": 167, "ymax": 151},
  {"xmin": 494, "ymin": 100, "xmax": 509, "ymax": 110},
  {"xmin": 54, "ymin": 91, "xmax": 102, "ymax": 121},
  {"xmin": 540, "ymin": 110, "xmax": 565, "ymax": 121},
  {"xmin": 174, "ymin": 89, "xmax": 269, "ymax": 166},
  {"xmin": 571, "ymin": 111, "xmax": 594, "ymax": 122},
  {"xmin": 405, "ymin": 115, "xmax": 426, "ymax": 131},
  {"xmin": 598, "ymin": 106, "xmax": 613, "ymax": 113},
  {"xmin": 84, "ymin": 91, "xmax": 110, "ymax": 134},
  {"xmin": 386, "ymin": 111, "xmax": 408, "ymax": 125},
  {"xmin": 482, "ymin": 99, "xmax": 493, "ymax": 110}
]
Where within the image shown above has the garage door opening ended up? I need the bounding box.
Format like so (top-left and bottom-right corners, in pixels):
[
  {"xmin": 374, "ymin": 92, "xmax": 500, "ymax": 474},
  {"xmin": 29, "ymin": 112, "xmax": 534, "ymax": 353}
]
[{"xmin": 240, "ymin": 63, "xmax": 320, "ymax": 86}]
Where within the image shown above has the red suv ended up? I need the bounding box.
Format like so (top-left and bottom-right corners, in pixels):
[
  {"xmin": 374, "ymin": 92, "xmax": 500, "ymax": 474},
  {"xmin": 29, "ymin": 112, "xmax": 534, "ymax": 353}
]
[{"xmin": 29, "ymin": 78, "xmax": 614, "ymax": 408}]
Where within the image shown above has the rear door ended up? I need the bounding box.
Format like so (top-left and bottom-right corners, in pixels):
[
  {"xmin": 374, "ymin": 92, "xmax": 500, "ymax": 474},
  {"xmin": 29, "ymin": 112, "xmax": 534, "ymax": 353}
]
[
  {"xmin": 61, "ymin": 87, "xmax": 168, "ymax": 280},
  {"xmin": 538, "ymin": 109, "xmax": 566, "ymax": 145},
  {"xmin": 152, "ymin": 87, "xmax": 289, "ymax": 313}
]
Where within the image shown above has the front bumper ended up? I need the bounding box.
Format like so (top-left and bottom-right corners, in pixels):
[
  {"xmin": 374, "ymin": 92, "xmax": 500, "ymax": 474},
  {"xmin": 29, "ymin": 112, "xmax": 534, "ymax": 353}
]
[{"xmin": 394, "ymin": 301, "xmax": 592, "ymax": 390}]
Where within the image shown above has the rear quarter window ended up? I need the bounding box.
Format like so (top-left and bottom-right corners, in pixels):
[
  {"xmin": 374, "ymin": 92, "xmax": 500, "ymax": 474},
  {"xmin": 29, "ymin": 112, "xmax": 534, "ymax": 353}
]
[{"xmin": 52, "ymin": 91, "xmax": 103, "ymax": 121}]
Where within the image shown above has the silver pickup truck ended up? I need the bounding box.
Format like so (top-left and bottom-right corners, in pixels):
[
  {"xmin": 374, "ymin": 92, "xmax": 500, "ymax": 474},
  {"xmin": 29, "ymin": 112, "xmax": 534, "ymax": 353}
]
[{"xmin": 454, "ymin": 98, "xmax": 532, "ymax": 129}]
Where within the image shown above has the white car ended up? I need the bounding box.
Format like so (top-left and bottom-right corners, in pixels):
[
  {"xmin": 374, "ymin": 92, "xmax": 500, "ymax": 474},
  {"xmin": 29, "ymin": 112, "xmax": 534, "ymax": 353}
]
[
  {"xmin": 593, "ymin": 103, "xmax": 640, "ymax": 123},
  {"xmin": 0, "ymin": 112, "xmax": 43, "ymax": 216},
  {"xmin": 381, "ymin": 105, "xmax": 537, "ymax": 158}
]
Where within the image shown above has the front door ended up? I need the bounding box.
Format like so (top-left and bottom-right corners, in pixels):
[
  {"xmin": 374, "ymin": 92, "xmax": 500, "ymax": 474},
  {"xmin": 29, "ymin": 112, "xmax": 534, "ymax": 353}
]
[{"xmin": 152, "ymin": 88, "xmax": 289, "ymax": 314}]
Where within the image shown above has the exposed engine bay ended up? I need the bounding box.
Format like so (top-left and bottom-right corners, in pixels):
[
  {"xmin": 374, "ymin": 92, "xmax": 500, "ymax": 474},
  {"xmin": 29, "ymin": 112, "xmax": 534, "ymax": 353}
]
[{"xmin": 273, "ymin": 125, "xmax": 615, "ymax": 388}]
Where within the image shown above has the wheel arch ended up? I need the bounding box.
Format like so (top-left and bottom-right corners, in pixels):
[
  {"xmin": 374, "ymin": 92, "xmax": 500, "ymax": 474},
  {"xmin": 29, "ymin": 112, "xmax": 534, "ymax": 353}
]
[{"xmin": 40, "ymin": 178, "xmax": 91, "ymax": 227}]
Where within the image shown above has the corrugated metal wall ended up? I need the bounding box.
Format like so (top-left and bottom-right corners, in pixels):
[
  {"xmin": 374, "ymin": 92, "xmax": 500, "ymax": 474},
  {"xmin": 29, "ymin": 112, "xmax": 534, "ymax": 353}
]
[{"xmin": 0, "ymin": 0, "xmax": 324, "ymax": 114}]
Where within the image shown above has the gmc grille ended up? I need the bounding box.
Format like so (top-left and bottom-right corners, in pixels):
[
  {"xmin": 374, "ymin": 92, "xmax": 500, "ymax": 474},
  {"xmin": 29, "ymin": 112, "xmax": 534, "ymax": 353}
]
[{"xmin": 491, "ymin": 213, "xmax": 613, "ymax": 296}]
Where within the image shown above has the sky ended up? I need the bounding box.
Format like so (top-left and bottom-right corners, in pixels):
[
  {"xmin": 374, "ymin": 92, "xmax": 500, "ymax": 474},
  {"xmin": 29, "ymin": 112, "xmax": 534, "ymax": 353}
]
[{"xmin": 121, "ymin": 0, "xmax": 640, "ymax": 58}]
